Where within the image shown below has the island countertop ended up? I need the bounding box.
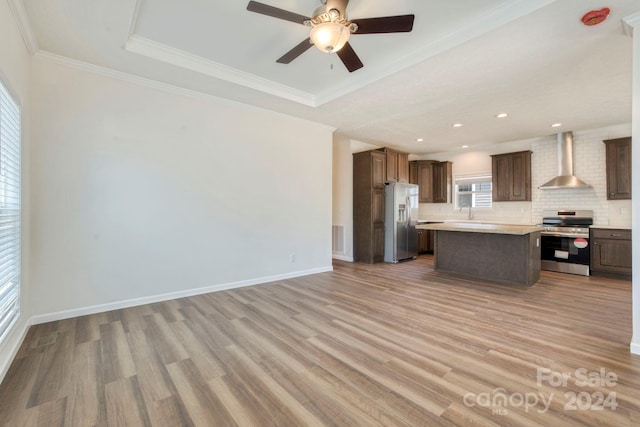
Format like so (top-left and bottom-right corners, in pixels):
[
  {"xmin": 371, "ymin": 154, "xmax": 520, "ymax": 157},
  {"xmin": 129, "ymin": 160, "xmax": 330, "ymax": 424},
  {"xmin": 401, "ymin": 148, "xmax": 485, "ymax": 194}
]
[{"xmin": 416, "ymin": 222, "xmax": 543, "ymax": 236}]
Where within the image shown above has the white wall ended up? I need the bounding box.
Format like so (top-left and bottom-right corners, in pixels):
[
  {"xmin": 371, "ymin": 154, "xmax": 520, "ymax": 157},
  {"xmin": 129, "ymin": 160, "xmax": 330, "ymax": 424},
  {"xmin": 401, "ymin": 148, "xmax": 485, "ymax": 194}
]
[
  {"xmin": 0, "ymin": 0, "xmax": 32, "ymax": 380},
  {"xmin": 29, "ymin": 56, "xmax": 334, "ymax": 319},
  {"xmin": 628, "ymin": 13, "xmax": 640, "ymax": 356},
  {"xmin": 332, "ymin": 134, "xmax": 353, "ymax": 261}
]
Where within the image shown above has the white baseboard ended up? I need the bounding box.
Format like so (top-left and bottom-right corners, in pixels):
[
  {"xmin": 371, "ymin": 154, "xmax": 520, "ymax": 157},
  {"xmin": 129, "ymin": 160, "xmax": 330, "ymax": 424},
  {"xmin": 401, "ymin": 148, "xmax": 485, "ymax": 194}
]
[
  {"xmin": 30, "ymin": 265, "xmax": 333, "ymax": 325},
  {"xmin": 332, "ymin": 253, "xmax": 354, "ymax": 262},
  {"xmin": 631, "ymin": 339, "xmax": 640, "ymax": 355},
  {"xmin": 3, "ymin": 266, "xmax": 333, "ymax": 383},
  {"xmin": 0, "ymin": 318, "xmax": 31, "ymax": 384}
]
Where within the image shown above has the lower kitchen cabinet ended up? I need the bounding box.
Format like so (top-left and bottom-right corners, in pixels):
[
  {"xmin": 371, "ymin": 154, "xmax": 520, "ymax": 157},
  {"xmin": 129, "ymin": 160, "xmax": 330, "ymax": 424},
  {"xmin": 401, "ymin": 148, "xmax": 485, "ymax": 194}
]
[
  {"xmin": 417, "ymin": 229, "xmax": 434, "ymax": 253},
  {"xmin": 590, "ymin": 228, "xmax": 632, "ymax": 277},
  {"xmin": 372, "ymin": 223, "xmax": 385, "ymax": 262}
]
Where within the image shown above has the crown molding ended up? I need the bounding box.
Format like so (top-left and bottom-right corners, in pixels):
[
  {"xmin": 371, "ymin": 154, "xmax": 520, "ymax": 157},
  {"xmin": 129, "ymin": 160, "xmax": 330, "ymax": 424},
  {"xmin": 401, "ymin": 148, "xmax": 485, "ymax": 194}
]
[
  {"xmin": 123, "ymin": 0, "xmax": 554, "ymax": 108},
  {"xmin": 623, "ymin": 12, "xmax": 640, "ymax": 37},
  {"xmin": 6, "ymin": 0, "xmax": 39, "ymax": 55},
  {"xmin": 127, "ymin": 0, "xmax": 144, "ymax": 38},
  {"xmin": 124, "ymin": 35, "xmax": 317, "ymax": 107},
  {"xmin": 33, "ymin": 51, "xmax": 335, "ymax": 131},
  {"xmin": 20, "ymin": 0, "xmax": 554, "ymax": 110}
]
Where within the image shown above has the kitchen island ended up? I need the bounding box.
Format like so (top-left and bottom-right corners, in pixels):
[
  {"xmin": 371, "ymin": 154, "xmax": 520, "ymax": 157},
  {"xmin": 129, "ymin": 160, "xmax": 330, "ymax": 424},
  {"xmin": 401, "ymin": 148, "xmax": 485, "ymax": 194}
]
[{"xmin": 416, "ymin": 222, "xmax": 543, "ymax": 285}]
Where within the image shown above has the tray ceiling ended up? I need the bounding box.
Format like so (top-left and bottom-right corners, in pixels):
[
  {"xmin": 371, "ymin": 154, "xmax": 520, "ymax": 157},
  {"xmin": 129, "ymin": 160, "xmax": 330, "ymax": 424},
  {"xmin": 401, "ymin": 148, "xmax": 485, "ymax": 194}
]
[{"xmin": 17, "ymin": 0, "xmax": 640, "ymax": 153}]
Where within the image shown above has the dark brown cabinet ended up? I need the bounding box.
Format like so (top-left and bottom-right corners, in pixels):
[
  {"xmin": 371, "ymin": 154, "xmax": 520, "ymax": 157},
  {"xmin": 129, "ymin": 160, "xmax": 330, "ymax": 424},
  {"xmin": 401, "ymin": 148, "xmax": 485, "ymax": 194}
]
[
  {"xmin": 417, "ymin": 229, "xmax": 434, "ymax": 253},
  {"xmin": 383, "ymin": 149, "xmax": 409, "ymax": 183},
  {"xmin": 409, "ymin": 160, "xmax": 452, "ymax": 203},
  {"xmin": 409, "ymin": 161, "xmax": 418, "ymax": 185},
  {"xmin": 385, "ymin": 149, "xmax": 398, "ymax": 182},
  {"xmin": 353, "ymin": 151, "xmax": 387, "ymax": 263},
  {"xmin": 433, "ymin": 161, "xmax": 452, "ymax": 203},
  {"xmin": 603, "ymin": 137, "xmax": 631, "ymax": 200},
  {"xmin": 590, "ymin": 228, "xmax": 632, "ymax": 277},
  {"xmin": 354, "ymin": 147, "xmax": 411, "ymax": 263},
  {"xmin": 416, "ymin": 161, "xmax": 433, "ymax": 202},
  {"xmin": 491, "ymin": 151, "xmax": 531, "ymax": 201},
  {"xmin": 372, "ymin": 188, "xmax": 385, "ymax": 223},
  {"xmin": 372, "ymin": 151, "xmax": 386, "ymax": 189},
  {"xmin": 397, "ymin": 152, "xmax": 409, "ymax": 183}
]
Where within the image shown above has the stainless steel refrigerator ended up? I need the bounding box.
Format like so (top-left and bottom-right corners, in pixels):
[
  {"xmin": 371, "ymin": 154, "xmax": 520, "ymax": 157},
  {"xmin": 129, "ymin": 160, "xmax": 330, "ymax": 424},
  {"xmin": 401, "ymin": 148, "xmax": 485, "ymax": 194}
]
[{"xmin": 384, "ymin": 182, "xmax": 419, "ymax": 263}]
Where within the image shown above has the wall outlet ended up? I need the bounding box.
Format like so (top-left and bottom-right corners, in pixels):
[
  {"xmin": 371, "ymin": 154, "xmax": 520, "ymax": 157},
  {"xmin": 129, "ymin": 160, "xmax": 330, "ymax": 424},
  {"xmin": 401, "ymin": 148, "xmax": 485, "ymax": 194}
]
[{"xmin": 289, "ymin": 254, "xmax": 296, "ymax": 263}]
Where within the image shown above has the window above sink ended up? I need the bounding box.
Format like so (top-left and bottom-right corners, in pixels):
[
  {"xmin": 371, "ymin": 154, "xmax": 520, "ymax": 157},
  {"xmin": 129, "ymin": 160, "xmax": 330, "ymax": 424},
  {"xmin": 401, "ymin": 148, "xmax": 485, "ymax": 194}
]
[{"xmin": 455, "ymin": 174, "xmax": 493, "ymax": 209}]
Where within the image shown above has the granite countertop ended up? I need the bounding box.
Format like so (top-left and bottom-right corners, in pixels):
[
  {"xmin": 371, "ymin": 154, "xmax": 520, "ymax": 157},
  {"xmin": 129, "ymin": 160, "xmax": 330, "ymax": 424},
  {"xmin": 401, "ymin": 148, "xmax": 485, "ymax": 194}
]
[
  {"xmin": 416, "ymin": 222, "xmax": 543, "ymax": 236},
  {"xmin": 590, "ymin": 225, "xmax": 632, "ymax": 230}
]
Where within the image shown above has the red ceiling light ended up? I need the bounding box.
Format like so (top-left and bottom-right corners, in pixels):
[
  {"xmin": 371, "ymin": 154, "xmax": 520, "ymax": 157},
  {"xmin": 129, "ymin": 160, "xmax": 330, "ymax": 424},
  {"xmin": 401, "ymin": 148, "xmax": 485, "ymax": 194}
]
[{"xmin": 581, "ymin": 8, "xmax": 610, "ymax": 26}]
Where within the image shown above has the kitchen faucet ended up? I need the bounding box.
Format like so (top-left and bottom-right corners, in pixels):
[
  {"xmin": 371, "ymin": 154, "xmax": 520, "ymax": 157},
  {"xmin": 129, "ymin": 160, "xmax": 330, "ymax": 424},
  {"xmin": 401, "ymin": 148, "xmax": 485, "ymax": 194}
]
[{"xmin": 459, "ymin": 203, "xmax": 473, "ymax": 220}]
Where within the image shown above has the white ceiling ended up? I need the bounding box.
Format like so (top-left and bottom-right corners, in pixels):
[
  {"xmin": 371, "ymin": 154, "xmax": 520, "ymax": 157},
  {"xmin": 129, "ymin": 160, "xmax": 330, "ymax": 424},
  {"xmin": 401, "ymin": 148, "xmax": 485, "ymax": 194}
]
[{"xmin": 17, "ymin": 0, "xmax": 640, "ymax": 154}]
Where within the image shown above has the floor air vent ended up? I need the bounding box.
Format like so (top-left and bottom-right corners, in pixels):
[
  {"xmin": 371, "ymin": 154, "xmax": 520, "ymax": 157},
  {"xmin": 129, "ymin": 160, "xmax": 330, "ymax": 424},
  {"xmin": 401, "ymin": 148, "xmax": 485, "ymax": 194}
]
[{"xmin": 332, "ymin": 225, "xmax": 345, "ymax": 254}]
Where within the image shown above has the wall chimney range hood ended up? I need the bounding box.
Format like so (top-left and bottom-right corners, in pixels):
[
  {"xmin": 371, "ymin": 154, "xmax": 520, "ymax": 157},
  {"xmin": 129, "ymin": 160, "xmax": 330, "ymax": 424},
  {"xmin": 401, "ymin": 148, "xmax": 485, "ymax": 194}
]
[{"xmin": 538, "ymin": 132, "xmax": 592, "ymax": 190}]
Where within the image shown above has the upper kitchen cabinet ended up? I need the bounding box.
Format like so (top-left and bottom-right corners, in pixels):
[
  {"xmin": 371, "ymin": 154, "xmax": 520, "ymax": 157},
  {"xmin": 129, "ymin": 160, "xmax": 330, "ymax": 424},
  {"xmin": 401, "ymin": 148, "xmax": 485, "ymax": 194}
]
[
  {"xmin": 491, "ymin": 151, "xmax": 532, "ymax": 202},
  {"xmin": 409, "ymin": 160, "xmax": 452, "ymax": 203},
  {"xmin": 398, "ymin": 152, "xmax": 409, "ymax": 182},
  {"xmin": 382, "ymin": 148, "xmax": 409, "ymax": 183},
  {"xmin": 603, "ymin": 137, "xmax": 631, "ymax": 200},
  {"xmin": 409, "ymin": 161, "xmax": 418, "ymax": 185},
  {"xmin": 432, "ymin": 161, "xmax": 453, "ymax": 203}
]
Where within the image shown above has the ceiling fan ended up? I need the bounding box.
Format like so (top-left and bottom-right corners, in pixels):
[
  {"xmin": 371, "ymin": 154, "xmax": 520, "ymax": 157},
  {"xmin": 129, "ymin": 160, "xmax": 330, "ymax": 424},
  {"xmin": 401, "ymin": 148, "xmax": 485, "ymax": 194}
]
[{"xmin": 246, "ymin": 0, "xmax": 415, "ymax": 72}]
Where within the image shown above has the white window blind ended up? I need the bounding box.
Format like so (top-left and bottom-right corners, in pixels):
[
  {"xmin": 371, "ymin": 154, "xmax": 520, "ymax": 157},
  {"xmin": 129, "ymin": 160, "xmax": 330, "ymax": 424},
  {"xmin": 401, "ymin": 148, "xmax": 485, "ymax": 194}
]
[
  {"xmin": 455, "ymin": 175, "xmax": 492, "ymax": 208},
  {"xmin": 0, "ymin": 79, "xmax": 21, "ymax": 344}
]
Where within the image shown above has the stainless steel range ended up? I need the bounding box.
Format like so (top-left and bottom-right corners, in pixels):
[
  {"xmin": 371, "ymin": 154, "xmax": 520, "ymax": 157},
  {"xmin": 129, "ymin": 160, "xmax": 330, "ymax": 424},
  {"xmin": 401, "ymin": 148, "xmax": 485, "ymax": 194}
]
[{"xmin": 540, "ymin": 210, "xmax": 593, "ymax": 276}]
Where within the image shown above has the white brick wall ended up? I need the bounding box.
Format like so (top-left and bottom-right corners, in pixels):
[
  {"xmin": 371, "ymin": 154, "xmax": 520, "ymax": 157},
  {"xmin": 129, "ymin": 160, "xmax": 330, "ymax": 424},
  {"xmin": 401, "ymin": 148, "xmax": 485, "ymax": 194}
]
[
  {"xmin": 419, "ymin": 124, "xmax": 632, "ymax": 227},
  {"xmin": 532, "ymin": 126, "xmax": 631, "ymax": 226}
]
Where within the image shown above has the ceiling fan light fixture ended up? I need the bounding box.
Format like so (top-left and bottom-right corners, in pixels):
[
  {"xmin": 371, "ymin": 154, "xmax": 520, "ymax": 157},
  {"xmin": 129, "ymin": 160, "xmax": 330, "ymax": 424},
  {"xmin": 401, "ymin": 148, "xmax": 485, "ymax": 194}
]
[
  {"xmin": 246, "ymin": 1, "xmax": 415, "ymax": 72},
  {"xmin": 310, "ymin": 21, "xmax": 350, "ymax": 53}
]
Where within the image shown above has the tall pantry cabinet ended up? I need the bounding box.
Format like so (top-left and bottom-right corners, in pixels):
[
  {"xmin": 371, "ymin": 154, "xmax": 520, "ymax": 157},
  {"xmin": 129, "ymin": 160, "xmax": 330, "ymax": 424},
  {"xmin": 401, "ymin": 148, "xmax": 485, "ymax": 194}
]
[{"xmin": 353, "ymin": 151, "xmax": 386, "ymax": 263}]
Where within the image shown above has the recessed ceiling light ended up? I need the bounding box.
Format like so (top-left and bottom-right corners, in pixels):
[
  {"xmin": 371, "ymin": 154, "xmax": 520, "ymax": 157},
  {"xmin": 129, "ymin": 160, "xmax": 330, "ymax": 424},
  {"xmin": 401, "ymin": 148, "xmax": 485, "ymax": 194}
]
[
  {"xmin": 416, "ymin": 138, "xmax": 424, "ymax": 142},
  {"xmin": 551, "ymin": 123, "xmax": 563, "ymax": 128},
  {"xmin": 496, "ymin": 113, "xmax": 508, "ymax": 118},
  {"xmin": 452, "ymin": 123, "xmax": 463, "ymax": 128},
  {"xmin": 462, "ymin": 145, "xmax": 469, "ymax": 149}
]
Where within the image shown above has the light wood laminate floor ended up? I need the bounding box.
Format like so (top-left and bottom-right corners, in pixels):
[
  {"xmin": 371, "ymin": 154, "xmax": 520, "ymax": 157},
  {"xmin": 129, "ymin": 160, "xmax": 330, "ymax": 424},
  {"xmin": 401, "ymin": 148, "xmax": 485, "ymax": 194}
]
[{"xmin": 1, "ymin": 256, "xmax": 639, "ymax": 426}]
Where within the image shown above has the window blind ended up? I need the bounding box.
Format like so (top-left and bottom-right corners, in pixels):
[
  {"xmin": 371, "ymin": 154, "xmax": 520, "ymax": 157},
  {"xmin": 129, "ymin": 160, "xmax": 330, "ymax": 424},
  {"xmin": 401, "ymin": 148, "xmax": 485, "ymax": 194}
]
[
  {"xmin": 0, "ymin": 79, "xmax": 21, "ymax": 344},
  {"xmin": 455, "ymin": 175, "xmax": 492, "ymax": 208}
]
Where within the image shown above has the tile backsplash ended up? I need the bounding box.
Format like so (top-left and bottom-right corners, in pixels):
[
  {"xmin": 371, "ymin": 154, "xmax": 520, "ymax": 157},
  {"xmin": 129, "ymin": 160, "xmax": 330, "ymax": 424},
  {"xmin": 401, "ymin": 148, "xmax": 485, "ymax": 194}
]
[
  {"xmin": 419, "ymin": 124, "xmax": 632, "ymax": 227},
  {"xmin": 531, "ymin": 127, "xmax": 631, "ymax": 227}
]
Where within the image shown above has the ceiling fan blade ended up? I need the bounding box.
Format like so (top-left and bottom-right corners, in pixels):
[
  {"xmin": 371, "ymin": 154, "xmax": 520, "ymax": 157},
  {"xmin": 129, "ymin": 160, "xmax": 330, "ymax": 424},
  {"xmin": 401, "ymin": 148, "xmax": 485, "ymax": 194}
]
[
  {"xmin": 246, "ymin": 1, "xmax": 309, "ymax": 25},
  {"xmin": 337, "ymin": 42, "xmax": 363, "ymax": 72},
  {"xmin": 276, "ymin": 38, "xmax": 313, "ymax": 64},
  {"xmin": 351, "ymin": 15, "xmax": 415, "ymax": 34}
]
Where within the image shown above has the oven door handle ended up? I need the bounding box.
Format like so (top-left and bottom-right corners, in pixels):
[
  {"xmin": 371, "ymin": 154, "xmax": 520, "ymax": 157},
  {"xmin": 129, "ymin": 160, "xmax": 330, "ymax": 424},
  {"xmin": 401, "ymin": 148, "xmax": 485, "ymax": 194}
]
[{"xmin": 541, "ymin": 232, "xmax": 589, "ymax": 238}]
